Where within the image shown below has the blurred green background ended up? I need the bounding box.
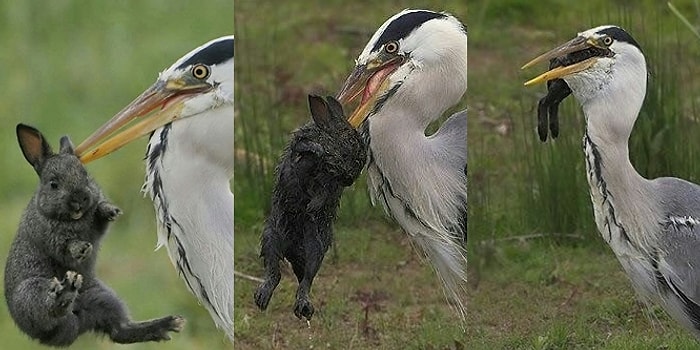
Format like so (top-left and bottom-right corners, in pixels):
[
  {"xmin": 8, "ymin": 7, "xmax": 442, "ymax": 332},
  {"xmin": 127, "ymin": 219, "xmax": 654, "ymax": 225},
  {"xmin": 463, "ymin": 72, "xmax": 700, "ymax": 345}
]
[
  {"xmin": 234, "ymin": 1, "xmax": 467, "ymax": 349},
  {"xmin": 469, "ymin": 0, "xmax": 700, "ymax": 348},
  {"xmin": 0, "ymin": 1, "xmax": 232, "ymax": 349}
]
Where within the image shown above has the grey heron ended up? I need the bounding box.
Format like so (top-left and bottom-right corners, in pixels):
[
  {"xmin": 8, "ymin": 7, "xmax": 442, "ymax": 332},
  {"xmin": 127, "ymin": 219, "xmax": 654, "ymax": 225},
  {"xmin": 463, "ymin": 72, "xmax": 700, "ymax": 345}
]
[
  {"xmin": 336, "ymin": 9, "xmax": 468, "ymax": 318},
  {"xmin": 523, "ymin": 25, "xmax": 700, "ymax": 339},
  {"xmin": 74, "ymin": 36, "xmax": 234, "ymax": 340}
]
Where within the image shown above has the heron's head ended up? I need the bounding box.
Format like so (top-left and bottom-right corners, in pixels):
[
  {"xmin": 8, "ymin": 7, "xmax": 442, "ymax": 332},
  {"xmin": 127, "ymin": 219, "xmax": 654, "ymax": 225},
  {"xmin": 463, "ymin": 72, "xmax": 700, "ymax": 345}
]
[
  {"xmin": 76, "ymin": 35, "xmax": 234, "ymax": 163},
  {"xmin": 523, "ymin": 26, "xmax": 646, "ymax": 108},
  {"xmin": 337, "ymin": 9, "xmax": 467, "ymax": 128}
]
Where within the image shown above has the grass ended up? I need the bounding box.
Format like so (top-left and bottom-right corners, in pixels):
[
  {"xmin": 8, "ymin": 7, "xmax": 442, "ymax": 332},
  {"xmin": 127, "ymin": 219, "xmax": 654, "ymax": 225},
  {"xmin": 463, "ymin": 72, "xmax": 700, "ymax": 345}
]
[
  {"xmin": 233, "ymin": 1, "xmax": 468, "ymax": 349},
  {"xmin": 467, "ymin": 241, "xmax": 694, "ymax": 349},
  {"xmin": 232, "ymin": 0, "xmax": 700, "ymax": 348},
  {"xmin": 0, "ymin": 1, "xmax": 232, "ymax": 349},
  {"xmin": 235, "ymin": 222, "xmax": 466, "ymax": 349},
  {"xmin": 469, "ymin": 0, "xmax": 700, "ymax": 348}
]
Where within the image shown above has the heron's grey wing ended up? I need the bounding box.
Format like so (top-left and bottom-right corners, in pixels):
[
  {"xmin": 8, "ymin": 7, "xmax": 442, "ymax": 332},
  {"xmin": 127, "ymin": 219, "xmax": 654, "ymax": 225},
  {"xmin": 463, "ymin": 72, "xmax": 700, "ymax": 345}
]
[
  {"xmin": 654, "ymin": 177, "xmax": 700, "ymax": 329},
  {"xmin": 429, "ymin": 109, "xmax": 467, "ymax": 242},
  {"xmin": 431, "ymin": 109, "xmax": 467, "ymax": 173},
  {"xmin": 657, "ymin": 222, "xmax": 700, "ymax": 331}
]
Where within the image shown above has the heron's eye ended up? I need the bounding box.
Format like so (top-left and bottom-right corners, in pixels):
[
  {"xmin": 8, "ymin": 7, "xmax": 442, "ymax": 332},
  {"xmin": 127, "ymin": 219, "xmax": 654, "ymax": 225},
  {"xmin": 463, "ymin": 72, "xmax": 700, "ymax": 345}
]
[
  {"xmin": 602, "ymin": 36, "xmax": 613, "ymax": 47},
  {"xmin": 192, "ymin": 64, "xmax": 210, "ymax": 79},
  {"xmin": 384, "ymin": 41, "xmax": 399, "ymax": 54}
]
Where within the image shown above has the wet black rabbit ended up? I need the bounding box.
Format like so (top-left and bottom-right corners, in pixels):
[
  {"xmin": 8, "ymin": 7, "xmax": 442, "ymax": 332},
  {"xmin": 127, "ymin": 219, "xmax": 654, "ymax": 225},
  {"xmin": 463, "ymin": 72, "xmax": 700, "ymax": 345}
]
[
  {"xmin": 254, "ymin": 95, "xmax": 367, "ymax": 320},
  {"xmin": 4, "ymin": 124, "xmax": 184, "ymax": 347},
  {"xmin": 537, "ymin": 56, "xmax": 572, "ymax": 142}
]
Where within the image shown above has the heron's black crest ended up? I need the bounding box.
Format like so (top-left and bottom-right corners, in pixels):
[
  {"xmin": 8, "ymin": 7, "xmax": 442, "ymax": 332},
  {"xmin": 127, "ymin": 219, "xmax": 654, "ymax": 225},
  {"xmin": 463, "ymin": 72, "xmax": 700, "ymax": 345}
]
[
  {"xmin": 598, "ymin": 26, "xmax": 641, "ymax": 52},
  {"xmin": 371, "ymin": 11, "xmax": 446, "ymax": 52},
  {"xmin": 177, "ymin": 38, "xmax": 234, "ymax": 69}
]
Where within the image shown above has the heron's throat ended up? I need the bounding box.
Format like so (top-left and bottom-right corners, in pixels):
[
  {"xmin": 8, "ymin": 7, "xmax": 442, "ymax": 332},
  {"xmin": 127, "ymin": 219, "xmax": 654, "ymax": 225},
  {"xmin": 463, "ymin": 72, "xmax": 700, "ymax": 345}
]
[
  {"xmin": 363, "ymin": 105, "xmax": 468, "ymax": 320},
  {"xmin": 366, "ymin": 111, "xmax": 466, "ymax": 232},
  {"xmin": 583, "ymin": 126, "xmax": 657, "ymax": 253},
  {"xmin": 143, "ymin": 121, "xmax": 234, "ymax": 335}
]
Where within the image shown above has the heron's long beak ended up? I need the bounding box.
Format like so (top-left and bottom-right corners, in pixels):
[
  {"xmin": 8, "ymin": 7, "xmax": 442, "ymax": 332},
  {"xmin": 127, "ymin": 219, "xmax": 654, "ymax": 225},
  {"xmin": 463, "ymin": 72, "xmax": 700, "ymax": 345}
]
[
  {"xmin": 336, "ymin": 56, "xmax": 403, "ymax": 128},
  {"xmin": 76, "ymin": 78, "xmax": 211, "ymax": 163},
  {"xmin": 522, "ymin": 36, "xmax": 599, "ymax": 86}
]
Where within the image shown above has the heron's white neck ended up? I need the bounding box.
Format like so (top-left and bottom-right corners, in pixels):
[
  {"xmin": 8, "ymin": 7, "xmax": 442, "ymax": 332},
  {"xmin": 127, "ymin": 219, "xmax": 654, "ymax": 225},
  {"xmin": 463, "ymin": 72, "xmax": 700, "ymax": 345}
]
[
  {"xmin": 367, "ymin": 55, "xmax": 466, "ymax": 231},
  {"xmin": 582, "ymin": 83, "xmax": 645, "ymax": 192},
  {"xmin": 577, "ymin": 67, "xmax": 660, "ymax": 251},
  {"xmin": 147, "ymin": 105, "xmax": 234, "ymax": 244},
  {"xmin": 143, "ymin": 104, "xmax": 234, "ymax": 338},
  {"xmin": 149, "ymin": 116, "xmax": 234, "ymax": 244},
  {"xmin": 369, "ymin": 26, "xmax": 466, "ymax": 143},
  {"xmin": 364, "ymin": 49, "xmax": 468, "ymax": 319}
]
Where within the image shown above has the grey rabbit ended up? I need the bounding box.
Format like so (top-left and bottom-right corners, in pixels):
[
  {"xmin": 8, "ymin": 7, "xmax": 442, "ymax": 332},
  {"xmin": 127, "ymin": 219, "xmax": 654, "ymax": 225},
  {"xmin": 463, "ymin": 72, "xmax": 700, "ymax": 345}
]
[
  {"xmin": 4, "ymin": 124, "xmax": 184, "ymax": 347},
  {"xmin": 255, "ymin": 95, "xmax": 367, "ymax": 320}
]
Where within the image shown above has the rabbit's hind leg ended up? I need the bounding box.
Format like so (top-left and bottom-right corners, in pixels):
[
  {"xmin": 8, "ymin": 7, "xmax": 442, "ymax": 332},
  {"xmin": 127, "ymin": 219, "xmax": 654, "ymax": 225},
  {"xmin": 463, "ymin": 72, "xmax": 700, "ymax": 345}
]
[
  {"xmin": 7, "ymin": 272, "xmax": 82, "ymax": 346},
  {"xmin": 49, "ymin": 271, "xmax": 82, "ymax": 317},
  {"xmin": 255, "ymin": 225, "xmax": 284, "ymax": 310},
  {"xmin": 74, "ymin": 279, "xmax": 183, "ymax": 344},
  {"xmin": 293, "ymin": 224, "xmax": 328, "ymax": 321},
  {"xmin": 109, "ymin": 316, "xmax": 185, "ymax": 343},
  {"xmin": 293, "ymin": 280, "xmax": 315, "ymax": 321}
]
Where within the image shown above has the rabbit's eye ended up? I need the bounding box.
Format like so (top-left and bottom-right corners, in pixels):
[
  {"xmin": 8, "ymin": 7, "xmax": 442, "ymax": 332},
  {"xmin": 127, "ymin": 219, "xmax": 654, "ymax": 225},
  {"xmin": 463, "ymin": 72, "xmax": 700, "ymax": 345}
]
[{"xmin": 49, "ymin": 181, "xmax": 58, "ymax": 190}]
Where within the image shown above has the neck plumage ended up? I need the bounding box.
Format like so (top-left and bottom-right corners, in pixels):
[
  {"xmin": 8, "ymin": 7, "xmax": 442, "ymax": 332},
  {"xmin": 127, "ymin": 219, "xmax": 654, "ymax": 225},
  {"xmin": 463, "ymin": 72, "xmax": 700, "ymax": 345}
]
[
  {"xmin": 581, "ymin": 84, "xmax": 659, "ymax": 252},
  {"xmin": 364, "ymin": 63, "xmax": 467, "ymax": 319},
  {"xmin": 367, "ymin": 82, "xmax": 466, "ymax": 232},
  {"xmin": 367, "ymin": 51, "xmax": 467, "ymax": 218},
  {"xmin": 143, "ymin": 106, "xmax": 234, "ymax": 339}
]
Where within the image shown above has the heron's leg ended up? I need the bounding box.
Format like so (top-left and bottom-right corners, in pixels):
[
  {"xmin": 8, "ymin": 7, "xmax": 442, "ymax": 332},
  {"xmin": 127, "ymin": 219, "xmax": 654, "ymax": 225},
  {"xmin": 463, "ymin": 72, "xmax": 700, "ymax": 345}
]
[
  {"xmin": 254, "ymin": 224, "xmax": 283, "ymax": 310},
  {"xmin": 74, "ymin": 279, "xmax": 183, "ymax": 344},
  {"xmin": 8, "ymin": 272, "xmax": 82, "ymax": 346}
]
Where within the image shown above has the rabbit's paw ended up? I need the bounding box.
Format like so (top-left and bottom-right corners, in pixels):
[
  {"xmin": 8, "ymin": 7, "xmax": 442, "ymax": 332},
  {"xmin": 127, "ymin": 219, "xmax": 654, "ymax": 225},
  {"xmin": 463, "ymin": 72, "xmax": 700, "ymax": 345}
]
[
  {"xmin": 293, "ymin": 296, "xmax": 314, "ymax": 321},
  {"xmin": 98, "ymin": 202, "xmax": 122, "ymax": 221},
  {"xmin": 254, "ymin": 283, "xmax": 274, "ymax": 310},
  {"xmin": 48, "ymin": 271, "xmax": 81, "ymax": 317},
  {"xmin": 48, "ymin": 277, "xmax": 64, "ymax": 298},
  {"xmin": 68, "ymin": 240, "xmax": 93, "ymax": 262},
  {"xmin": 150, "ymin": 315, "xmax": 186, "ymax": 341},
  {"xmin": 63, "ymin": 271, "xmax": 83, "ymax": 291},
  {"xmin": 168, "ymin": 316, "xmax": 186, "ymax": 333}
]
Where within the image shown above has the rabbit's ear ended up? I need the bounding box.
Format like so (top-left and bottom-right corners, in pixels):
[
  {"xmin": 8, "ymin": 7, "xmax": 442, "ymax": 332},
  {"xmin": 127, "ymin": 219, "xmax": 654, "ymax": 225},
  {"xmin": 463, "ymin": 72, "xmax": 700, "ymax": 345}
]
[
  {"xmin": 59, "ymin": 136, "xmax": 75, "ymax": 155},
  {"xmin": 17, "ymin": 124, "xmax": 53, "ymax": 174},
  {"xmin": 308, "ymin": 94, "xmax": 330, "ymax": 127},
  {"xmin": 325, "ymin": 96, "xmax": 345, "ymax": 121}
]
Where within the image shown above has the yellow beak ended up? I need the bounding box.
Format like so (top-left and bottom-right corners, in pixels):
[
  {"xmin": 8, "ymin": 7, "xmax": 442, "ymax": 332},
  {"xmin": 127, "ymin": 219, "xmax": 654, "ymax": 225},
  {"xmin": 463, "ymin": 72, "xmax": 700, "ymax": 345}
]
[
  {"xmin": 75, "ymin": 79, "xmax": 211, "ymax": 163},
  {"xmin": 524, "ymin": 59, "xmax": 597, "ymax": 86},
  {"xmin": 336, "ymin": 56, "xmax": 402, "ymax": 128},
  {"xmin": 522, "ymin": 36, "xmax": 600, "ymax": 86}
]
